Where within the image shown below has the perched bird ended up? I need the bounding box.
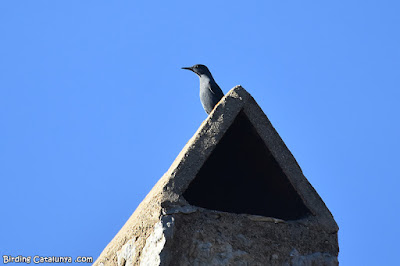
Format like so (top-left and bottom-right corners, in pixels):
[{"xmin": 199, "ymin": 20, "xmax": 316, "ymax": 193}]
[{"xmin": 182, "ymin": 64, "xmax": 224, "ymax": 115}]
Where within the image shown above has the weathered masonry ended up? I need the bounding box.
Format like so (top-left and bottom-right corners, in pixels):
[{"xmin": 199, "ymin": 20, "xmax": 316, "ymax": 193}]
[{"xmin": 94, "ymin": 86, "xmax": 339, "ymax": 266}]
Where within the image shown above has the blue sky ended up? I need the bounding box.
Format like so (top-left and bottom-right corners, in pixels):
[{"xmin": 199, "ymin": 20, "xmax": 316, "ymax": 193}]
[{"xmin": 1, "ymin": 1, "xmax": 399, "ymax": 265}]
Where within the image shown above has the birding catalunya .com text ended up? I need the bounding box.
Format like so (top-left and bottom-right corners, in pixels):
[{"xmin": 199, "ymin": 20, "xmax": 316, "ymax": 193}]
[{"xmin": 2, "ymin": 255, "xmax": 93, "ymax": 264}]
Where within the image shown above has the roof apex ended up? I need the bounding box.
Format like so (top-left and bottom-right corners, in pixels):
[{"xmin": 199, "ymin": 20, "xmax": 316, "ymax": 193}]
[
  {"xmin": 156, "ymin": 85, "xmax": 337, "ymax": 231},
  {"xmin": 94, "ymin": 85, "xmax": 338, "ymax": 265}
]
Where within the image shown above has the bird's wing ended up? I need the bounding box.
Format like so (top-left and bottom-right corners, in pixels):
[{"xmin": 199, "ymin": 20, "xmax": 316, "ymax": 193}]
[{"xmin": 208, "ymin": 83, "xmax": 224, "ymax": 97}]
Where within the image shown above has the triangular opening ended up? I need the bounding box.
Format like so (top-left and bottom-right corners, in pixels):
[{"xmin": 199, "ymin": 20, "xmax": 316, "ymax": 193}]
[{"xmin": 183, "ymin": 111, "xmax": 311, "ymax": 220}]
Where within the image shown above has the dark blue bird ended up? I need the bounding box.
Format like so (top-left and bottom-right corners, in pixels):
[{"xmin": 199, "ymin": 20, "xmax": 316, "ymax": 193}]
[{"xmin": 182, "ymin": 64, "xmax": 224, "ymax": 115}]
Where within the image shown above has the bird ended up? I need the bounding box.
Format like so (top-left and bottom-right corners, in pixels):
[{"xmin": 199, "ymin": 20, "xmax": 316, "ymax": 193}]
[{"xmin": 182, "ymin": 64, "xmax": 224, "ymax": 115}]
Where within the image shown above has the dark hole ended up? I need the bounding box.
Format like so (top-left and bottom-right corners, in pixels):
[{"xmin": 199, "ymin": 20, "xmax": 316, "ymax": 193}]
[{"xmin": 183, "ymin": 111, "xmax": 311, "ymax": 220}]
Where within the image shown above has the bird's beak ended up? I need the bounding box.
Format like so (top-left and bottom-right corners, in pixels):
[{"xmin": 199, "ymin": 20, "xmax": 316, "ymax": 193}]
[{"xmin": 181, "ymin": 66, "xmax": 194, "ymax": 72}]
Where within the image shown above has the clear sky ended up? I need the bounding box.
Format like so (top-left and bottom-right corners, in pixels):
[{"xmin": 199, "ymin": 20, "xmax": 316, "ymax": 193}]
[{"xmin": 1, "ymin": 1, "xmax": 399, "ymax": 265}]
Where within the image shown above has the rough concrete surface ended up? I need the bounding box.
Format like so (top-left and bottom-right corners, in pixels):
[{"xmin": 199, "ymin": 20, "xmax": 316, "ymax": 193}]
[{"xmin": 94, "ymin": 86, "xmax": 338, "ymax": 266}]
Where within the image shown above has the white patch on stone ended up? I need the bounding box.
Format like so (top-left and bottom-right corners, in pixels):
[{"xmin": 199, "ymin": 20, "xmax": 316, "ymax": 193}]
[
  {"xmin": 117, "ymin": 239, "xmax": 136, "ymax": 266},
  {"xmin": 139, "ymin": 216, "xmax": 175, "ymax": 266}
]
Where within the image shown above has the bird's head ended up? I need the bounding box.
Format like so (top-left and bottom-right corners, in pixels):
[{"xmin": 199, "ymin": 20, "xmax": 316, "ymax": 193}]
[{"xmin": 182, "ymin": 64, "xmax": 211, "ymax": 77}]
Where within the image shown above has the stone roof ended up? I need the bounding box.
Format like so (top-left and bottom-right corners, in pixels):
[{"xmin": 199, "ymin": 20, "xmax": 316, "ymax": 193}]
[{"xmin": 94, "ymin": 86, "xmax": 338, "ymax": 265}]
